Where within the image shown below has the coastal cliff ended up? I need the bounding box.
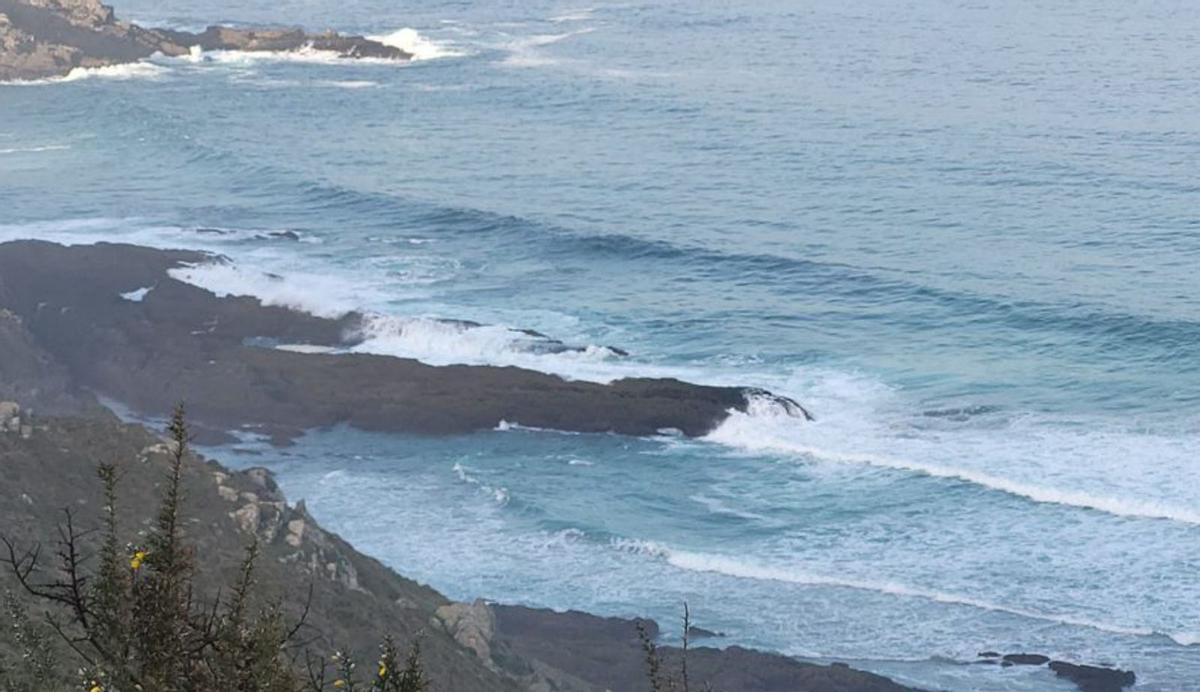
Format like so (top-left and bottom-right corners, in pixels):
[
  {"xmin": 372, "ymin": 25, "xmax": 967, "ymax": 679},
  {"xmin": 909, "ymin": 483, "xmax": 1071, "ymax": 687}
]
[
  {"xmin": 0, "ymin": 414, "xmax": 920, "ymax": 691},
  {"xmin": 0, "ymin": 0, "xmax": 409, "ymax": 81}
]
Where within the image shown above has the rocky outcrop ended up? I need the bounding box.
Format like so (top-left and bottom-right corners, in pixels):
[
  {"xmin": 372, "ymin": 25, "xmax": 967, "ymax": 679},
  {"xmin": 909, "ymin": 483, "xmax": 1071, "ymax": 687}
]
[
  {"xmin": 0, "ymin": 0, "xmax": 409, "ymax": 81},
  {"xmin": 0, "ymin": 307, "xmax": 100, "ymax": 415},
  {"xmin": 1049, "ymin": 661, "xmax": 1136, "ymax": 692},
  {"xmin": 491, "ymin": 605, "xmax": 921, "ymax": 692},
  {"xmin": 435, "ymin": 599, "xmax": 498, "ymax": 665},
  {"xmin": 0, "ymin": 240, "xmax": 809, "ymax": 442},
  {"xmin": 977, "ymin": 652, "xmax": 1135, "ymax": 692}
]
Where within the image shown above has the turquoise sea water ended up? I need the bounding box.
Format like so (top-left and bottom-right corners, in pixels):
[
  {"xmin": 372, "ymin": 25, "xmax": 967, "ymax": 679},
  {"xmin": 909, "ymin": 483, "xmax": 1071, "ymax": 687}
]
[{"xmin": 2, "ymin": 1, "xmax": 1199, "ymax": 688}]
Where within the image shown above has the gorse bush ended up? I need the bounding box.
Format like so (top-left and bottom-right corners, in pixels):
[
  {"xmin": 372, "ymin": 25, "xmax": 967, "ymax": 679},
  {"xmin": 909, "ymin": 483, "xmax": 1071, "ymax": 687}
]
[{"xmin": 0, "ymin": 406, "xmax": 428, "ymax": 692}]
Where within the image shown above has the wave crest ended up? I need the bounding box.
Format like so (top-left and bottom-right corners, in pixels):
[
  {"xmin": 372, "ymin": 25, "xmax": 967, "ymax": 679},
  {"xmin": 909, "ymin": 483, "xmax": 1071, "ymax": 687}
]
[
  {"xmin": 661, "ymin": 548, "xmax": 1186, "ymax": 642},
  {"xmin": 370, "ymin": 28, "xmax": 466, "ymax": 61}
]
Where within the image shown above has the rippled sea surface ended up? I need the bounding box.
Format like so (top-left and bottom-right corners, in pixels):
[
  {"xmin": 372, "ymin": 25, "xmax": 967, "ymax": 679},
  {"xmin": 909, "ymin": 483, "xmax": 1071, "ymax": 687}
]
[{"xmin": 3, "ymin": 1, "xmax": 1199, "ymax": 689}]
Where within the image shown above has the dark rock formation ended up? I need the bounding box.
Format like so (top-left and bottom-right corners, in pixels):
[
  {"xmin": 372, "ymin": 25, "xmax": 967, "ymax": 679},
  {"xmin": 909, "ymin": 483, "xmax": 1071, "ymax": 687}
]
[
  {"xmin": 0, "ymin": 308, "xmax": 102, "ymax": 414},
  {"xmin": 0, "ymin": 0, "xmax": 408, "ymax": 82},
  {"xmin": 687, "ymin": 625, "xmax": 725, "ymax": 639},
  {"xmin": 1049, "ymin": 661, "xmax": 1136, "ymax": 692},
  {"xmin": 1003, "ymin": 653, "xmax": 1051, "ymax": 666},
  {"xmin": 0, "ymin": 240, "xmax": 807, "ymax": 442},
  {"xmin": 975, "ymin": 653, "xmax": 1134, "ymax": 692},
  {"xmin": 491, "ymin": 605, "xmax": 921, "ymax": 692}
]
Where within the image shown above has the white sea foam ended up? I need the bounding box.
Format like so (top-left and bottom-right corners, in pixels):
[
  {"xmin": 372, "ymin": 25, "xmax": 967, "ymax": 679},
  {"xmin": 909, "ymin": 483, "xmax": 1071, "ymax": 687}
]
[
  {"xmin": 451, "ymin": 462, "xmax": 510, "ymax": 506},
  {"xmin": 63, "ymin": 62, "xmax": 172, "ymax": 82},
  {"xmin": 370, "ymin": 28, "xmax": 466, "ymax": 61},
  {"xmin": 313, "ymin": 79, "xmax": 380, "ymax": 89},
  {"xmin": 193, "ymin": 47, "xmax": 355, "ymax": 66},
  {"xmin": 345, "ymin": 314, "xmax": 641, "ymax": 379},
  {"xmin": 549, "ymin": 8, "xmax": 596, "ymax": 23},
  {"xmin": 0, "ymin": 144, "xmax": 70, "ymax": 154},
  {"xmin": 275, "ymin": 344, "xmax": 339, "ymax": 354},
  {"xmin": 660, "ymin": 548, "xmax": 1173, "ymax": 642},
  {"xmin": 498, "ymin": 28, "xmax": 595, "ymax": 68},
  {"xmin": 120, "ymin": 286, "xmax": 153, "ymax": 302},
  {"xmin": 706, "ymin": 393, "xmax": 1200, "ymax": 525},
  {"xmin": 689, "ymin": 493, "xmax": 772, "ymax": 523},
  {"xmin": 166, "ymin": 262, "xmax": 364, "ymax": 318},
  {"xmin": 2, "ymin": 61, "xmax": 170, "ymax": 85}
]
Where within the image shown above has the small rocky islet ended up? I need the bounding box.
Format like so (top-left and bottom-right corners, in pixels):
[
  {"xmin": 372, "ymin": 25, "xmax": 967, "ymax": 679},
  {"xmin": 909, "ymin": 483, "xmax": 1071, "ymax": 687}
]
[{"xmin": 0, "ymin": 0, "xmax": 409, "ymax": 82}]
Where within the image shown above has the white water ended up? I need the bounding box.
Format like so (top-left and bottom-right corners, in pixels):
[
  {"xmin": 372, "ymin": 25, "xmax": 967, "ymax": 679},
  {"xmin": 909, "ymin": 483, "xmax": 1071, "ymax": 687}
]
[
  {"xmin": 706, "ymin": 378, "xmax": 1200, "ymax": 526},
  {"xmin": 370, "ymin": 28, "xmax": 466, "ymax": 61}
]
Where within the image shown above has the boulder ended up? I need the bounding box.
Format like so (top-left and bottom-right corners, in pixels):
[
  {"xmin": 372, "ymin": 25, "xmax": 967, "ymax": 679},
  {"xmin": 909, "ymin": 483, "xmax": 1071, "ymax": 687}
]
[
  {"xmin": 1049, "ymin": 661, "xmax": 1135, "ymax": 692},
  {"xmin": 435, "ymin": 599, "xmax": 497, "ymax": 664}
]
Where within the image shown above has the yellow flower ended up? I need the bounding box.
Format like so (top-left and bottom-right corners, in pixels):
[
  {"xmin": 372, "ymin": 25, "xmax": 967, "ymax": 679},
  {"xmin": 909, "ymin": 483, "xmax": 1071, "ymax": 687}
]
[
  {"xmin": 378, "ymin": 662, "xmax": 387, "ymax": 678},
  {"xmin": 89, "ymin": 684, "xmax": 102, "ymax": 692},
  {"xmin": 333, "ymin": 680, "xmax": 346, "ymax": 689},
  {"xmin": 130, "ymin": 550, "xmax": 147, "ymax": 570}
]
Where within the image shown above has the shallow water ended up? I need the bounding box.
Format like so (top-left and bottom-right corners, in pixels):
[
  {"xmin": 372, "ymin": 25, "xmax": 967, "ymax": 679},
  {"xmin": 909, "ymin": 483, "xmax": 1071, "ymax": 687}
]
[{"xmin": 3, "ymin": 0, "xmax": 1199, "ymax": 688}]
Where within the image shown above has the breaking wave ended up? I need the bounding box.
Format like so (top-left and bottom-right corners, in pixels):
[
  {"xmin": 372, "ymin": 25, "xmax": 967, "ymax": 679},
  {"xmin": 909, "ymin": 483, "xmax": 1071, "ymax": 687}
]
[
  {"xmin": 657, "ymin": 547, "xmax": 1197, "ymax": 645},
  {"xmin": 370, "ymin": 28, "xmax": 466, "ymax": 61},
  {"xmin": 346, "ymin": 315, "xmax": 626, "ymax": 375},
  {"xmin": 1, "ymin": 61, "xmax": 171, "ymax": 85},
  {"xmin": 705, "ymin": 379, "xmax": 1200, "ymax": 526}
]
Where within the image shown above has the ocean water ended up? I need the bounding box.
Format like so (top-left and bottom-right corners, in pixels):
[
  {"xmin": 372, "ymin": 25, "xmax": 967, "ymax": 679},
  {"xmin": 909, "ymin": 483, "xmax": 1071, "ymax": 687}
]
[{"xmin": 2, "ymin": 0, "xmax": 1199, "ymax": 689}]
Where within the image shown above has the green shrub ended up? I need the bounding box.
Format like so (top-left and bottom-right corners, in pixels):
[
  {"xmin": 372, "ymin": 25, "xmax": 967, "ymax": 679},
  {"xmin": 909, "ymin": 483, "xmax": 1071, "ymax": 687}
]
[{"xmin": 1, "ymin": 406, "xmax": 427, "ymax": 692}]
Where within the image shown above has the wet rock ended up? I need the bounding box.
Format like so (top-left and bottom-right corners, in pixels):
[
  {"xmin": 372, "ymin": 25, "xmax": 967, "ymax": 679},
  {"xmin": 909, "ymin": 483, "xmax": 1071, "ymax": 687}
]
[
  {"xmin": 1049, "ymin": 661, "xmax": 1135, "ymax": 692},
  {"xmin": 0, "ymin": 240, "xmax": 812, "ymax": 439},
  {"xmin": 435, "ymin": 599, "xmax": 497, "ymax": 664},
  {"xmin": 687, "ymin": 625, "xmax": 724, "ymax": 639},
  {"xmin": 0, "ymin": 0, "xmax": 410, "ymax": 81},
  {"xmin": 1002, "ymin": 653, "xmax": 1051, "ymax": 666}
]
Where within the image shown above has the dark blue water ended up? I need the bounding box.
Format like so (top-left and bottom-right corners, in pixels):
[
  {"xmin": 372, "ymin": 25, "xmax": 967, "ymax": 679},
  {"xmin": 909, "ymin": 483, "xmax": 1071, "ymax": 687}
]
[{"xmin": 3, "ymin": 1, "xmax": 1199, "ymax": 688}]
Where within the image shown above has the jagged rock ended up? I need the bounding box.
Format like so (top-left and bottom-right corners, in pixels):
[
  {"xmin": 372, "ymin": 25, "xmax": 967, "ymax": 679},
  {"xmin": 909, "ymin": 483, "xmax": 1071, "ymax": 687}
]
[
  {"xmin": 436, "ymin": 599, "xmax": 497, "ymax": 665},
  {"xmin": 979, "ymin": 653, "xmax": 1135, "ymax": 692},
  {"xmin": 0, "ymin": 0, "xmax": 410, "ymax": 81},
  {"xmin": 0, "ymin": 401, "xmax": 19, "ymax": 433},
  {"xmin": 285, "ymin": 517, "xmax": 305, "ymax": 546},
  {"xmin": 1049, "ymin": 661, "xmax": 1135, "ymax": 692}
]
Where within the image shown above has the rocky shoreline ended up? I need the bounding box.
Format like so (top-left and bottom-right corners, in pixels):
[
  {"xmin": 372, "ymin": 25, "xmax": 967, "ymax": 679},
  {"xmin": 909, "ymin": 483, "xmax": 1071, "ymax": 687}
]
[
  {"xmin": 0, "ymin": 413, "xmax": 922, "ymax": 692},
  {"xmin": 0, "ymin": 0, "xmax": 409, "ymax": 82},
  {"xmin": 0, "ymin": 239, "xmax": 1139, "ymax": 691},
  {"xmin": 0, "ymin": 240, "xmax": 809, "ymax": 444},
  {"xmin": 0, "ymin": 413, "xmax": 1140, "ymax": 692}
]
